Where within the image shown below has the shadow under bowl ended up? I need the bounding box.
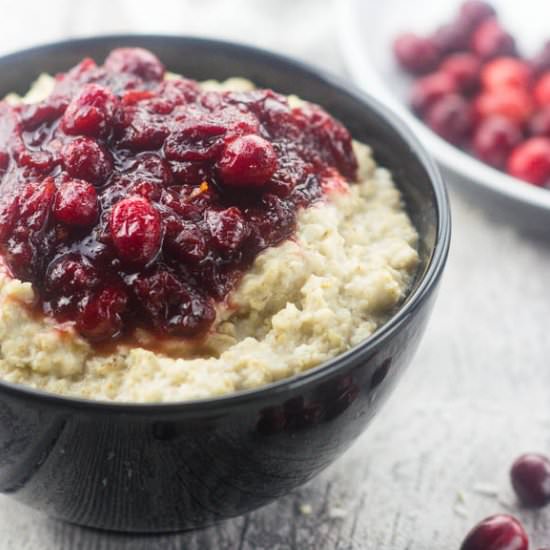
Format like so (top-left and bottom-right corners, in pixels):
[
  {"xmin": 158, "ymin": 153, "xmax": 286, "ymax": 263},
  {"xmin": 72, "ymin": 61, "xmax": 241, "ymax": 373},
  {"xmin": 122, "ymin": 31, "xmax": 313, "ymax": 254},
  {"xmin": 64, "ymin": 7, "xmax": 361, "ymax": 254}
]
[{"xmin": 0, "ymin": 35, "xmax": 450, "ymax": 532}]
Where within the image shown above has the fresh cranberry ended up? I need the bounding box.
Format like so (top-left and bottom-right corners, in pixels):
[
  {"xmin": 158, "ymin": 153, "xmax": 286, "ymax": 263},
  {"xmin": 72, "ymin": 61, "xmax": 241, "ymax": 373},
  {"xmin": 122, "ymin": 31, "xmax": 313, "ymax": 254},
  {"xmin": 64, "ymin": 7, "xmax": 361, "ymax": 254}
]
[
  {"xmin": 109, "ymin": 197, "xmax": 162, "ymax": 264},
  {"xmin": 481, "ymin": 57, "xmax": 531, "ymax": 91},
  {"xmin": 511, "ymin": 453, "xmax": 550, "ymax": 507},
  {"xmin": 62, "ymin": 137, "xmax": 112, "ymax": 184},
  {"xmin": 104, "ymin": 48, "xmax": 165, "ymax": 81},
  {"xmin": 471, "ymin": 18, "xmax": 516, "ymax": 60},
  {"xmin": 393, "ymin": 33, "xmax": 441, "ymax": 75},
  {"xmin": 217, "ymin": 134, "xmax": 277, "ymax": 187},
  {"xmin": 440, "ymin": 53, "xmax": 481, "ymax": 93},
  {"xmin": 475, "ymin": 88, "xmax": 533, "ymax": 124},
  {"xmin": 529, "ymin": 108, "xmax": 550, "ymax": 137},
  {"xmin": 473, "ymin": 116, "xmax": 523, "ymax": 168},
  {"xmin": 425, "ymin": 94, "xmax": 473, "ymax": 144},
  {"xmin": 62, "ymin": 84, "xmax": 118, "ymax": 138},
  {"xmin": 460, "ymin": 515, "xmax": 528, "ymax": 550},
  {"xmin": 53, "ymin": 179, "xmax": 98, "ymax": 227},
  {"xmin": 534, "ymin": 73, "xmax": 550, "ymax": 107},
  {"xmin": 507, "ymin": 137, "xmax": 550, "ymax": 185},
  {"xmin": 410, "ymin": 72, "xmax": 457, "ymax": 114},
  {"xmin": 432, "ymin": 21, "xmax": 471, "ymax": 54},
  {"xmin": 459, "ymin": 0, "xmax": 497, "ymax": 29}
]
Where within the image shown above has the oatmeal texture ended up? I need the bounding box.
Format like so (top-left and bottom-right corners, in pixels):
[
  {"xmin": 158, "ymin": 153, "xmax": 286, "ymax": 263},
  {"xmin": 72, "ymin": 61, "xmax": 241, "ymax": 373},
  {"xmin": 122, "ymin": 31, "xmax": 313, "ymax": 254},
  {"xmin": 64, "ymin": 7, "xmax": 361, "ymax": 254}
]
[{"xmin": 0, "ymin": 75, "xmax": 418, "ymax": 402}]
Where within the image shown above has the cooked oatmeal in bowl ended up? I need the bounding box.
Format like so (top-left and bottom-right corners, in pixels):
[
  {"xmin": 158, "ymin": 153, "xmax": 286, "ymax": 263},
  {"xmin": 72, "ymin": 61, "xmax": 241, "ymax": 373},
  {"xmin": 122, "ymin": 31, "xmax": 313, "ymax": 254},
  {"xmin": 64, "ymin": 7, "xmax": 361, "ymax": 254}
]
[{"xmin": 0, "ymin": 48, "xmax": 419, "ymax": 402}]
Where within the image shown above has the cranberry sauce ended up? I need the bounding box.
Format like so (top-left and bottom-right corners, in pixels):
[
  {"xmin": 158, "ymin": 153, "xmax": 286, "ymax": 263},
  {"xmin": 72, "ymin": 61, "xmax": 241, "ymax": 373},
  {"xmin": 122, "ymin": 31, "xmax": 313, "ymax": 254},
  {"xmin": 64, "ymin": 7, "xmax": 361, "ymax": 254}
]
[{"xmin": 0, "ymin": 48, "xmax": 358, "ymax": 343}]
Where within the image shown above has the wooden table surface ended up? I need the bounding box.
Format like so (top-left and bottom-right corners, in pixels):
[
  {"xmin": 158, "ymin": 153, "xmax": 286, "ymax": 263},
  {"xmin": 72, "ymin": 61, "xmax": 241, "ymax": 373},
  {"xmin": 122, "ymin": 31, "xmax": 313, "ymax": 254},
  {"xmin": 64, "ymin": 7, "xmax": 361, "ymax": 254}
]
[{"xmin": 1, "ymin": 1, "xmax": 550, "ymax": 548}]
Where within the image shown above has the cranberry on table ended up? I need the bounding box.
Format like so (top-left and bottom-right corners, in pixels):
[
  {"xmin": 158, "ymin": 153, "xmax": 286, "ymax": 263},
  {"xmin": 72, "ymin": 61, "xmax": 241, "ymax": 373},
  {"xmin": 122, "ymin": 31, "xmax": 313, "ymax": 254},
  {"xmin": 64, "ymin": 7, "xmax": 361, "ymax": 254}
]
[
  {"xmin": 473, "ymin": 116, "xmax": 523, "ymax": 168},
  {"xmin": 534, "ymin": 73, "xmax": 550, "ymax": 107},
  {"xmin": 109, "ymin": 196, "xmax": 162, "ymax": 265},
  {"xmin": 481, "ymin": 57, "xmax": 531, "ymax": 91},
  {"xmin": 217, "ymin": 134, "xmax": 277, "ymax": 186},
  {"xmin": 471, "ymin": 18, "xmax": 516, "ymax": 60},
  {"xmin": 393, "ymin": 33, "xmax": 441, "ymax": 75},
  {"xmin": 460, "ymin": 515, "xmax": 529, "ymax": 550},
  {"xmin": 410, "ymin": 72, "xmax": 457, "ymax": 114},
  {"xmin": 425, "ymin": 94, "xmax": 473, "ymax": 144},
  {"xmin": 507, "ymin": 137, "xmax": 550, "ymax": 185},
  {"xmin": 440, "ymin": 53, "xmax": 481, "ymax": 93},
  {"xmin": 475, "ymin": 88, "xmax": 533, "ymax": 125},
  {"xmin": 511, "ymin": 453, "xmax": 550, "ymax": 508},
  {"xmin": 53, "ymin": 179, "xmax": 98, "ymax": 227}
]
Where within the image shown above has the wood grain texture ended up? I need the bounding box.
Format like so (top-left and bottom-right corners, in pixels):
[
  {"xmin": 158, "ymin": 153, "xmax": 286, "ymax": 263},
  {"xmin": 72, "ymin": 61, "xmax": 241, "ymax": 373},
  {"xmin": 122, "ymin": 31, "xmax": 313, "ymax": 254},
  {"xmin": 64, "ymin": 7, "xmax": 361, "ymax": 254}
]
[{"xmin": 1, "ymin": 0, "xmax": 550, "ymax": 548}]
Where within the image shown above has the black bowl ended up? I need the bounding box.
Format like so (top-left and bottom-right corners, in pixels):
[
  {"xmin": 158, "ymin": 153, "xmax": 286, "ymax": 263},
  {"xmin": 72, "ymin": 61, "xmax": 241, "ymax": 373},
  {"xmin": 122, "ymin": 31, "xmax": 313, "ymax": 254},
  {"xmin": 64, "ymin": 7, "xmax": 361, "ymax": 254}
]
[{"xmin": 0, "ymin": 35, "xmax": 450, "ymax": 532}]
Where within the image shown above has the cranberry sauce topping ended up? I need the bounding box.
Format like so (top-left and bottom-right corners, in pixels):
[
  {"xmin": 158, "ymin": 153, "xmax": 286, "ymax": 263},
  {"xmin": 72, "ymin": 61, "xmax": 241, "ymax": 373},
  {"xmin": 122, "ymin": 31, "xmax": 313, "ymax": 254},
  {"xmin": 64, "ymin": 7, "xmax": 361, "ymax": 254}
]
[{"xmin": 0, "ymin": 48, "xmax": 357, "ymax": 343}]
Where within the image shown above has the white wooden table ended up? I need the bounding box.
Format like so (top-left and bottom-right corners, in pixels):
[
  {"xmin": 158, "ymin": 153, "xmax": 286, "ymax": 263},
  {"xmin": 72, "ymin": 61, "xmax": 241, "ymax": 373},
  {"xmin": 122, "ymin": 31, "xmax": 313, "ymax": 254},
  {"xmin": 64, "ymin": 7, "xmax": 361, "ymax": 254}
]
[{"xmin": 1, "ymin": 1, "xmax": 550, "ymax": 548}]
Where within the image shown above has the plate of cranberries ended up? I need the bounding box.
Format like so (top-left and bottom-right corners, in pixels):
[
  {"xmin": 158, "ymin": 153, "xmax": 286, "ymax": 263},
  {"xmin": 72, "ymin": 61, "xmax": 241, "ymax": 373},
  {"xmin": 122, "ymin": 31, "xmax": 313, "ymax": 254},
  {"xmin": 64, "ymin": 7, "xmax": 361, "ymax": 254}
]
[{"xmin": 339, "ymin": 0, "xmax": 550, "ymax": 226}]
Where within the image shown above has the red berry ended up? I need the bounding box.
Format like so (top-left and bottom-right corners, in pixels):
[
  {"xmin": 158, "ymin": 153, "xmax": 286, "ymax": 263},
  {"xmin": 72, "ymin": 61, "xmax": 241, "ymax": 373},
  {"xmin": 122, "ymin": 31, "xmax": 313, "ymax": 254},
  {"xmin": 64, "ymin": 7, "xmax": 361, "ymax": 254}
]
[
  {"xmin": 53, "ymin": 179, "xmax": 98, "ymax": 227},
  {"xmin": 473, "ymin": 116, "xmax": 523, "ymax": 168},
  {"xmin": 62, "ymin": 84, "xmax": 118, "ymax": 138},
  {"xmin": 530, "ymin": 41, "xmax": 550, "ymax": 77},
  {"xmin": 507, "ymin": 137, "xmax": 550, "ymax": 185},
  {"xmin": 205, "ymin": 207, "xmax": 249, "ymax": 253},
  {"xmin": 471, "ymin": 18, "xmax": 516, "ymax": 60},
  {"xmin": 475, "ymin": 88, "xmax": 533, "ymax": 124},
  {"xmin": 459, "ymin": 0, "xmax": 497, "ymax": 29},
  {"xmin": 104, "ymin": 48, "xmax": 165, "ymax": 81},
  {"xmin": 410, "ymin": 72, "xmax": 457, "ymax": 114},
  {"xmin": 511, "ymin": 453, "xmax": 550, "ymax": 507},
  {"xmin": 529, "ymin": 107, "xmax": 550, "ymax": 137},
  {"xmin": 460, "ymin": 515, "xmax": 528, "ymax": 550},
  {"xmin": 62, "ymin": 137, "xmax": 112, "ymax": 184},
  {"xmin": 425, "ymin": 94, "xmax": 473, "ymax": 144},
  {"xmin": 440, "ymin": 53, "xmax": 481, "ymax": 93},
  {"xmin": 218, "ymin": 134, "xmax": 277, "ymax": 186},
  {"xmin": 19, "ymin": 178, "xmax": 56, "ymax": 230},
  {"xmin": 534, "ymin": 73, "xmax": 550, "ymax": 107},
  {"xmin": 393, "ymin": 33, "xmax": 441, "ymax": 75},
  {"xmin": 109, "ymin": 197, "xmax": 162, "ymax": 264},
  {"xmin": 164, "ymin": 121, "xmax": 226, "ymax": 162},
  {"xmin": 432, "ymin": 21, "xmax": 471, "ymax": 54},
  {"xmin": 481, "ymin": 57, "xmax": 531, "ymax": 91}
]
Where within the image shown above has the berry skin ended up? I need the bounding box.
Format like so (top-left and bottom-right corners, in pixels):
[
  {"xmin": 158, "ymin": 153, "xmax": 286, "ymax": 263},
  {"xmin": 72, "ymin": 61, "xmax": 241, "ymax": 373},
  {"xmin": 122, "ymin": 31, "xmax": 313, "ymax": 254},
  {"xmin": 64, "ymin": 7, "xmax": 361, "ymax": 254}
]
[
  {"xmin": 217, "ymin": 135, "xmax": 277, "ymax": 186},
  {"xmin": 410, "ymin": 72, "xmax": 457, "ymax": 114},
  {"xmin": 471, "ymin": 18, "xmax": 516, "ymax": 60},
  {"xmin": 109, "ymin": 197, "xmax": 162, "ymax": 265},
  {"xmin": 472, "ymin": 116, "xmax": 523, "ymax": 168},
  {"xmin": 425, "ymin": 94, "xmax": 473, "ymax": 144},
  {"xmin": 475, "ymin": 88, "xmax": 533, "ymax": 125},
  {"xmin": 510, "ymin": 453, "xmax": 550, "ymax": 507},
  {"xmin": 481, "ymin": 57, "xmax": 531, "ymax": 91},
  {"xmin": 534, "ymin": 73, "xmax": 550, "ymax": 107},
  {"xmin": 393, "ymin": 33, "xmax": 441, "ymax": 75},
  {"xmin": 440, "ymin": 53, "xmax": 481, "ymax": 93},
  {"xmin": 507, "ymin": 137, "xmax": 550, "ymax": 185},
  {"xmin": 104, "ymin": 48, "xmax": 165, "ymax": 81},
  {"xmin": 53, "ymin": 179, "xmax": 99, "ymax": 227},
  {"xmin": 61, "ymin": 137, "xmax": 112, "ymax": 184},
  {"xmin": 460, "ymin": 515, "xmax": 528, "ymax": 550}
]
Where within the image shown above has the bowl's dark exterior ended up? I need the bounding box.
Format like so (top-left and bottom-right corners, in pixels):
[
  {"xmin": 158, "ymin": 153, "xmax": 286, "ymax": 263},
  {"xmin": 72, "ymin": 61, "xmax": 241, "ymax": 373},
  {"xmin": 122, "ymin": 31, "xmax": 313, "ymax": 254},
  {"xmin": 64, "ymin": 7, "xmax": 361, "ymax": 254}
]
[{"xmin": 0, "ymin": 36, "xmax": 450, "ymax": 532}]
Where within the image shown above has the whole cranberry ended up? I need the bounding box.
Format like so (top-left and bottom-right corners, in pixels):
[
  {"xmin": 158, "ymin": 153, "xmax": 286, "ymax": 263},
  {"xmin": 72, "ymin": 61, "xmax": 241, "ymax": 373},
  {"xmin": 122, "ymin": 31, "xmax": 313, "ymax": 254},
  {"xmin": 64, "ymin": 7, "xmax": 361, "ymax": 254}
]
[
  {"xmin": 218, "ymin": 135, "xmax": 277, "ymax": 187},
  {"xmin": 507, "ymin": 137, "xmax": 550, "ymax": 185},
  {"xmin": 481, "ymin": 57, "xmax": 531, "ymax": 91},
  {"xmin": 460, "ymin": 515, "xmax": 528, "ymax": 550},
  {"xmin": 459, "ymin": 0, "xmax": 497, "ymax": 29},
  {"xmin": 475, "ymin": 88, "xmax": 533, "ymax": 125},
  {"xmin": 410, "ymin": 72, "xmax": 457, "ymax": 114},
  {"xmin": 109, "ymin": 196, "xmax": 162, "ymax": 264},
  {"xmin": 104, "ymin": 47, "xmax": 165, "ymax": 81},
  {"xmin": 62, "ymin": 84, "xmax": 118, "ymax": 138},
  {"xmin": 393, "ymin": 33, "xmax": 441, "ymax": 75},
  {"xmin": 471, "ymin": 18, "xmax": 516, "ymax": 60},
  {"xmin": 432, "ymin": 21, "xmax": 471, "ymax": 54},
  {"xmin": 534, "ymin": 73, "xmax": 550, "ymax": 107},
  {"xmin": 440, "ymin": 53, "xmax": 481, "ymax": 93},
  {"xmin": 473, "ymin": 116, "xmax": 523, "ymax": 168},
  {"xmin": 529, "ymin": 108, "xmax": 550, "ymax": 137},
  {"xmin": 62, "ymin": 137, "xmax": 112, "ymax": 184},
  {"xmin": 53, "ymin": 179, "xmax": 98, "ymax": 227},
  {"xmin": 425, "ymin": 94, "xmax": 473, "ymax": 144},
  {"xmin": 511, "ymin": 453, "xmax": 550, "ymax": 507}
]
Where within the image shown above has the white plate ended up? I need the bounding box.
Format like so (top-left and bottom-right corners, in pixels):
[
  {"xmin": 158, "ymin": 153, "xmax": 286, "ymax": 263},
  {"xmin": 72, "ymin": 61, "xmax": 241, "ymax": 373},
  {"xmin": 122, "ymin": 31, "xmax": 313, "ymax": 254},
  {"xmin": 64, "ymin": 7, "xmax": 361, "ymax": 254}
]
[{"xmin": 338, "ymin": 0, "xmax": 550, "ymax": 229}]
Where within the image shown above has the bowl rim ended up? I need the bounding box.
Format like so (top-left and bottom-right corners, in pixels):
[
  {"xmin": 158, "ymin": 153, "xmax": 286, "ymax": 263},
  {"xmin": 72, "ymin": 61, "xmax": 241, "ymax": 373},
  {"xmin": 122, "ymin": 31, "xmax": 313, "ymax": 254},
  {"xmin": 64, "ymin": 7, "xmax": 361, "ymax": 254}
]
[
  {"xmin": 338, "ymin": 0, "xmax": 550, "ymax": 212},
  {"xmin": 0, "ymin": 34, "xmax": 451, "ymax": 414}
]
